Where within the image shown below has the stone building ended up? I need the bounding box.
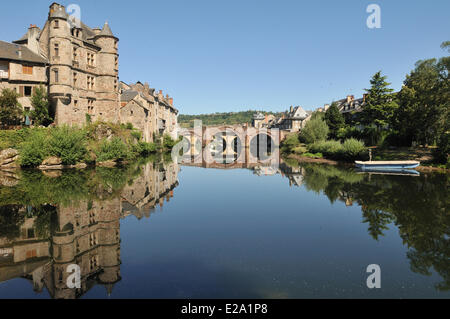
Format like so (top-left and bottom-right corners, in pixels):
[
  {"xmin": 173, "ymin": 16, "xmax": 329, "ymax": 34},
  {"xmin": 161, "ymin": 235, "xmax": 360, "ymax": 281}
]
[
  {"xmin": 0, "ymin": 2, "xmax": 120, "ymax": 125},
  {"xmin": 270, "ymin": 106, "xmax": 312, "ymax": 132},
  {"xmin": 0, "ymin": 39, "xmax": 48, "ymax": 117},
  {"xmin": 252, "ymin": 113, "xmax": 276, "ymax": 129},
  {"xmin": 120, "ymin": 81, "xmax": 179, "ymax": 142}
]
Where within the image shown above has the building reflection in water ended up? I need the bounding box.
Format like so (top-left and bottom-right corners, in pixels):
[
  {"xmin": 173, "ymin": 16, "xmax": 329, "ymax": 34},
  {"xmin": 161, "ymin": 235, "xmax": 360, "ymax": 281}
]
[{"xmin": 0, "ymin": 160, "xmax": 179, "ymax": 299}]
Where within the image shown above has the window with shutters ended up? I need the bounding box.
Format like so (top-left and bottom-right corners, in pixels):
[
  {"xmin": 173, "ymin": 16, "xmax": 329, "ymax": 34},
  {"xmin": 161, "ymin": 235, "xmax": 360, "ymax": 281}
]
[{"xmin": 22, "ymin": 65, "xmax": 33, "ymax": 75}]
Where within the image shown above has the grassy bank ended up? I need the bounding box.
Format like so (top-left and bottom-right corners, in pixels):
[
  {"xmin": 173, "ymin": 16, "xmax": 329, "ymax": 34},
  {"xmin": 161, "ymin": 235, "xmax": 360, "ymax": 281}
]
[
  {"xmin": 281, "ymin": 133, "xmax": 449, "ymax": 172},
  {"xmin": 0, "ymin": 122, "xmax": 179, "ymax": 168}
]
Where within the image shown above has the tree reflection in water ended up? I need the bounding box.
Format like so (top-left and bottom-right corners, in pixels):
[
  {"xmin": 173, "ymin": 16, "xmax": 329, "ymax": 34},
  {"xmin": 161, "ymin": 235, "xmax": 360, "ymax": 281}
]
[
  {"xmin": 280, "ymin": 159, "xmax": 450, "ymax": 291},
  {"xmin": 0, "ymin": 155, "xmax": 180, "ymax": 299}
]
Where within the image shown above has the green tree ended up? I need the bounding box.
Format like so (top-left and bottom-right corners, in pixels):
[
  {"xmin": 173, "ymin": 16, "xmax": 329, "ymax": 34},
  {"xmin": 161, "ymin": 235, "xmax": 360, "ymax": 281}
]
[
  {"xmin": 359, "ymin": 71, "xmax": 398, "ymax": 130},
  {"xmin": 0, "ymin": 89, "xmax": 22, "ymax": 127},
  {"xmin": 324, "ymin": 102, "xmax": 345, "ymax": 139},
  {"xmin": 30, "ymin": 86, "xmax": 52, "ymax": 126},
  {"xmin": 300, "ymin": 117, "xmax": 329, "ymax": 144},
  {"xmin": 394, "ymin": 43, "xmax": 449, "ymax": 145}
]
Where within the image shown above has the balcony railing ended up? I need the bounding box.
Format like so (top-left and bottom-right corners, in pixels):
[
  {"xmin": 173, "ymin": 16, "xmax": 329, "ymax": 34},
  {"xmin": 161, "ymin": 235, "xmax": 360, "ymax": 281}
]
[{"xmin": 0, "ymin": 70, "xmax": 8, "ymax": 78}]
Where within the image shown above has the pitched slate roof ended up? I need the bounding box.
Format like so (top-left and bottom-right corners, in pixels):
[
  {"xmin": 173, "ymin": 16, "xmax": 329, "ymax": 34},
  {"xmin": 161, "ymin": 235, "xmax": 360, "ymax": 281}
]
[
  {"xmin": 120, "ymin": 90, "xmax": 139, "ymax": 103},
  {"xmin": 98, "ymin": 22, "xmax": 115, "ymax": 37},
  {"xmin": 0, "ymin": 40, "xmax": 47, "ymax": 64}
]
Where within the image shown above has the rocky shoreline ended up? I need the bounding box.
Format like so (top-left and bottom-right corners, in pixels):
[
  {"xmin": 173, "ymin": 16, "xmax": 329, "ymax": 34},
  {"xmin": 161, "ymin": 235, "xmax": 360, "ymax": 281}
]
[{"xmin": 0, "ymin": 148, "xmax": 122, "ymax": 172}]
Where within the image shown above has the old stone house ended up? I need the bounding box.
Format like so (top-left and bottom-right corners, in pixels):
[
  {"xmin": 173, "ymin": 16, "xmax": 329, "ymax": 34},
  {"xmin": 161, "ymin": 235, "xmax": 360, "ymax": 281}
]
[
  {"xmin": 0, "ymin": 40, "xmax": 48, "ymax": 118},
  {"xmin": 120, "ymin": 81, "xmax": 179, "ymax": 142},
  {"xmin": 270, "ymin": 106, "xmax": 312, "ymax": 132},
  {"xmin": 0, "ymin": 2, "xmax": 179, "ymax": 141},
  {"xmin": 4, "ymin": 3, "xmax": 120, "ymax": 125}
]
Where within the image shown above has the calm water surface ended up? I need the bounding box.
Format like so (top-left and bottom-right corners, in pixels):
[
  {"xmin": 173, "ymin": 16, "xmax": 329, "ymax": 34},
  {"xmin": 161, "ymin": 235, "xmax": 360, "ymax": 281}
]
[{"xmin": 0, "ymin": 158, "xmax": 448, "ymax": 299}]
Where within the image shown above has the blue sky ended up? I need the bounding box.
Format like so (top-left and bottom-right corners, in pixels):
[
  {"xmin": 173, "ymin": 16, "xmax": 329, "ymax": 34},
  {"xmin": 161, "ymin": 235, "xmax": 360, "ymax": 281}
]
[{"xmin": 1, "ymin": 0, "xmax": 449, "ymax": 114}]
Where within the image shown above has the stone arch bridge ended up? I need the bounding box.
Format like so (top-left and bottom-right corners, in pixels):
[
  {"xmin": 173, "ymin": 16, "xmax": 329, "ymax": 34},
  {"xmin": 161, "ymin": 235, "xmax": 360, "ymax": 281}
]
[{"xmin": 177, "ymin": 124, "xmax": 289, "ymax": 169}]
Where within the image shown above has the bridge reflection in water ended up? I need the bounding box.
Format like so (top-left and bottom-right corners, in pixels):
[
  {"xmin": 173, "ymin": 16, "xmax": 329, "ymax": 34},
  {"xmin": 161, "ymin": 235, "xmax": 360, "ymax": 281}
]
[{"xmin": 178, "ymin": 124, "xmax": 286, "ymax": 169}]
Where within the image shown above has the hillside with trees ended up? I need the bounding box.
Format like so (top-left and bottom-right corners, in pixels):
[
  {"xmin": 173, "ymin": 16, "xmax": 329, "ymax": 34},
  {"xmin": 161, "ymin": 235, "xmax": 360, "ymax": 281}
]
[{"xmin": 178, "ymin": 110, "xmax": 284, "ymax": 128}]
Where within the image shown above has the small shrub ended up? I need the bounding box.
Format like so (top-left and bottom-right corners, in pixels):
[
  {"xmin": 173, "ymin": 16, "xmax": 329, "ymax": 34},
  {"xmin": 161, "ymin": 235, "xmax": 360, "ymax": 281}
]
[
  {"xmin": 303, "ymin": 152, "xmax": 323, "ymax": 159},
  {"xmin": 96, "ymin": 137, "xmax": 130, "ymax": 162},
  {"xmin": 20, "ymin": 131, "xmax": 48, "ymax": 167},
  {"xmin": 126, "ymin": 123, "xmax": 134, "ymax": 130},
  {"xmin": 281, "ymin": 133, "xmax": 301, "ymax": 153},
  {"xmin": 163, "ymin": 134, "xmax": 178, "ymax": 150},
  {"xmin": 131, "ymin": 130, "xmax": 142, "ymax": 141},
  {"xmin": 132, "ymin": 141, "xmax": 157, "ymax": 156},
  {"xmin": 292, "ymin": 145, "xmax": 307, "ymax": 155},
  {"xmin": 309, "ymin": 140, "xmax": 343, "ymax": 156},
  {"xmin": 48, "ymin": 126, "xmax": 88, "ymax": 165},
  {"xmin": 340, "ymin": 138, "xmax": 367, "ymax": 161}
]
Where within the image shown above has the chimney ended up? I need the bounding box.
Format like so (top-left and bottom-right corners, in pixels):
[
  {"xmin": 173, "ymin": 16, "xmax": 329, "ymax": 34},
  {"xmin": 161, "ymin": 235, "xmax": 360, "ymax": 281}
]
[
  {"xmin": 346, "ymin": 95, "xmax": 353, "ymax": 103},
  {"xmin": 169, "ymin": 98, "xmax": 173, "ymax": 106},
  {"xmin": 290, "ymin": 106, "xmax": 293, "ymax": 113},
  {"xmin": 159, "ymin": 90, "xmax": 163, "ymax": 97},
  {"xmin": 16, "ymin": 46, "xmax": 22, "ymax": 59},
  {"xmin": 363, "ymin": 94, "xmax": 368, "ymax": 103},
  {"xmin": 26, "ymin": 25, "xmax": 40, "ymax": 55}
]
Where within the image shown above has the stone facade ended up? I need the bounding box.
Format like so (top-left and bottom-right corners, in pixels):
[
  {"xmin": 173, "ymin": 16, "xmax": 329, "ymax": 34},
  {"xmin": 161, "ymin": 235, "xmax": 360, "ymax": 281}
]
[
  {"xmin": 264, "ymin": 106, "xmax": 312, "ymax": 132},
  {"xmin": 120, "ymin": 81, "xmax": 179, "ymax": 142},
  {"xmin": 1, "ymin": 2, "xmax": 179, "ymax": 139},
  {"xmin": 0, "ymin": 40, "xmax": 48, "ymax": 117}
]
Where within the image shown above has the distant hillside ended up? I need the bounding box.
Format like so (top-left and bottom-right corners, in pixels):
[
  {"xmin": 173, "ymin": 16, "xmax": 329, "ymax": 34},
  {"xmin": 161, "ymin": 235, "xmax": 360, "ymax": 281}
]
[{"xmin": 178, "ymin": 110, "xmax": 284, "ymax": 128}]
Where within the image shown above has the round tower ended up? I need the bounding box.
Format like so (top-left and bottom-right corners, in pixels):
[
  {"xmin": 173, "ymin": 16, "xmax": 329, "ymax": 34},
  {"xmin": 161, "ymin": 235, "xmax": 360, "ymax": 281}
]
[
  {"xmin": 94, "ymin": 22, "xmax": 119, "ymax": 123},
  {"xmin": 48, "ymin": 3, "xmax": 74, "ymax": 124}
]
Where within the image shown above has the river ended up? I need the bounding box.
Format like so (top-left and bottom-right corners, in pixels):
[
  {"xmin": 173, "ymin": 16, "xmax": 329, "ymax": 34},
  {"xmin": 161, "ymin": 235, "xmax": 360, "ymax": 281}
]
[{"xmin": 0, "ymin": 157, "xmax": 448, "ymax": 299}]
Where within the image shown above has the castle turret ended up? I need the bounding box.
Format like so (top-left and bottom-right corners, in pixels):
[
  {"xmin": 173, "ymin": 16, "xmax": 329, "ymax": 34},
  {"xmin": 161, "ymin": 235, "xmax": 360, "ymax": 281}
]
[
  {"xmin": 48, "ymin": 3, "xmax": 74, "ymax": 123},
  {"xmin": 93, "ymin": 22, "xmax": 119, "ymax": 123}
]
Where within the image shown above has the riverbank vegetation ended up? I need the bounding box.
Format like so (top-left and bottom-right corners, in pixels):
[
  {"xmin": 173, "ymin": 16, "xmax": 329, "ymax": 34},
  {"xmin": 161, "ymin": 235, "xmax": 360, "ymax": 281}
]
[
  {"xmin": 0, "ymin": 122, "xmax": 180, "ymax": 168},
  {"xmin": 282, "ymin": 42, "xmax": 449, "ymax": 167}
]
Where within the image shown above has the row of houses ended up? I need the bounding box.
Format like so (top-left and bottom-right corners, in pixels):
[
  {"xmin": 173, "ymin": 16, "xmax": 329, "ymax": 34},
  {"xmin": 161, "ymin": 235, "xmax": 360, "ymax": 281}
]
[
  {"xmin": 252, "ymin": 95, "xmax": 367, "ymax": 133},
  {"xmin": 0, "ymin": 2, "xmax": 178, "ymax": 141}
]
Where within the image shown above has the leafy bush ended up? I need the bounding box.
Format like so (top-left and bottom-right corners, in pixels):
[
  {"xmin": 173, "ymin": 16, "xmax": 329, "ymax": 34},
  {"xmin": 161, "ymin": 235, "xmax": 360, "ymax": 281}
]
[
  {"xmin": 281, "ymin": 133, "xmax": 301, "ymax": 153},
  {"xmin": 163, "ymin": 134, "xmax": 178, "ymax": 150},
  {"xmin": 20, "ymin": 131, "xmax": 48, "ymax": 167},
  {"xmin": 96, "ymin": 137, "xmax": 130, "ymax": 162},
  {"xmin": 48, "ymin": 126, "xmax": 87, "ymax": 165},
  {"xmin": 309, "ymin": 140, "xmax": 343, "ymax": 156},
  {"xmin": 341, "ymin": 138, "xmax": 367, "ymax": 161},
  {"xmin": 131, "ymin": 130, "xmax": 142, "ymax": 141},
  {"xmin": 307, "ymin": 139, "xmax": 366, "ymax": 161},
  {"xmin": 132, "ymin": 141, "xmax": 157, "ymax": 156},
  {"xmin": 303, "ymin": 152, "xmax": 323, "ymax": 159},
  {"xmin": 300, "ymin": 117, "xmax": 329, "ymax": 144}
]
